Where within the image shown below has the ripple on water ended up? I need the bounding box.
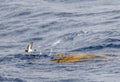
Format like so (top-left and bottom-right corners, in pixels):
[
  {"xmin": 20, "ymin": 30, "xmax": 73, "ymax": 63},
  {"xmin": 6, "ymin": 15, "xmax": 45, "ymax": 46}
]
[
  {"xmin": 0, "ymin": 76, "xmax": 26, "ymax": 82},
  {"xmin": 70, "ymin": 43, "xmax": 120, "ymax": 52}
]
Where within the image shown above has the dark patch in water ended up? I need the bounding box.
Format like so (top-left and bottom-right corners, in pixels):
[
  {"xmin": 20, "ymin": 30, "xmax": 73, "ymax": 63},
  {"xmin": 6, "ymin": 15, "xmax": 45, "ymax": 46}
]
[
  {"xmin": 8, "ymin": 11, "xmax": 31, "ymax": 18},
  {"xmin": 0, "ymin": 28, "xmax": 31, "ymax": 37},
  {"xmin": 55, "ymin": 12, "xmax": 77, "ymax": 17},
  {"xmin": 22, "ymin": 37, "xmax": 43, "ymax": 42},
  {"xmin": 30, "ymin": 37, "xmax": 43, "ymax": 41},
  {"xmin": 105, "ymin": 38, "xmax": 120, "ymax": 42},
  {"xmin": 0, "ymin": 24, "xmax": 9, "ymax": 30},
  {"xmin": 60, "ymin": 79, "xmax": 81, "ymax": 82},
  {"xmin": 44, "ymin": 0, "xmax": 96, "ymax": 3},
  {"xmin": 70, "ymin": 44, "xmax": 120, "ymax": 52},
  {"xmin": 14, "ymin": 53, "xmax": 49, "ymax": 60},
  {"xmin": 0, "ymin": 56, "xmax": 13, "ymax": 63},
  {"xmin": 40, "ymin": 21, "xmax": 58, "ymax": 28},
  {"xmin": 0, "ymin": 24, "xmax": 11, "ymax": 33},
  {"xmin": 55, "ymin": 66, "xmax": 67, "ymax": 69},
  {"xmin": 59, "ymin": 32, "xmax": 78, "ymax": 41},
  {"xmin": 98, "ymin": 20, "xmax": 117, "ymax": 25},
  {"xmin": 13, "ymin": 29, "xmax": 30, "ymax": 35},
  {"xmin": 0, "ymin": 45, "xmax": 18, "ymax": 49},
  {"xmin": 105, "ymin": 54, "xmax": 118, "ymax": 57},
  {"xmin": 111, "ymin": 15, "xmax": 120, "ymax": 19},
  {"xmin": 54, "ymin": 10, "xmax": 120, "ymax": 18},
  {"xmin": 0, "ymin": 76, "xmax": 26, "ymax": 82},
  {"xmin": 30, "ymin": 12, "xmax": 53, "ymax": 18}
]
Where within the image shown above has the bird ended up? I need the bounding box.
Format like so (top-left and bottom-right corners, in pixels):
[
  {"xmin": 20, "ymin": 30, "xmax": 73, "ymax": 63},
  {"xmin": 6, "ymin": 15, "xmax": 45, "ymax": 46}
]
[{"xmin": 25, "ymin": 42, "xmax": 36, "ymax": 52}]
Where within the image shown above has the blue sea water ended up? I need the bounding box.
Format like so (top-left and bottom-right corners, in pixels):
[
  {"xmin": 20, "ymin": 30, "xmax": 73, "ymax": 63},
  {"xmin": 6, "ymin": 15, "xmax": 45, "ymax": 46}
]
[{"xmin": 0, "ymin": 0, "xmax": 120, "ymax": 82}]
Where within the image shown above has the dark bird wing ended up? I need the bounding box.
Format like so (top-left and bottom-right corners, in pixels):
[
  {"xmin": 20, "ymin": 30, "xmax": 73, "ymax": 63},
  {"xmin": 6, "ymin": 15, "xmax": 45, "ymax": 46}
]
[{"xmin": 27, "ymin": 42, "xmax": 33, "ymax": 50}]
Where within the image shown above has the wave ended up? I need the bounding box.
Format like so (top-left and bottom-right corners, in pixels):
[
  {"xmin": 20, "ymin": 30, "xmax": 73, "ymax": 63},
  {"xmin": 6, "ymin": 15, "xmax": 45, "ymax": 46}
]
[
  {"xmin": 58, "ymin": 32, "xmax": 79, "ymax": 41},
  {"xmin": 0, "ymin": 53, "xmax": 50, "ymax": 64},
  {"xmin": 0, "ymin": 56, "xmax": 13, "ymax": 63},
  {"xmin": 0, "ymin": 76, "xmax": 26, "ymax": 82},
  {"xmin": 14, "ymin": 53, "xmax": 50, "ymax": 60},
  {"xmin": 44, "ymin": 0, "xmax": 96, "ymax": 3},
  {"xmin": 21, "ymin": 37, "xmax": 43, "ymax": 42},
  {"xmin": 105, "ymin": 38, "xmax": 120, "ymax": 42},
  {"xmin": 70, "ymin": 43, "xmax": 120, "ymax": 52}
]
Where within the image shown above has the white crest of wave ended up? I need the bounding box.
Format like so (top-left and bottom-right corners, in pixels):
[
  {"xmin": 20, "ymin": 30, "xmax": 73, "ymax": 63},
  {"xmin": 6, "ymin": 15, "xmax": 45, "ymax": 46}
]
[{"xmin": 52, "ymin": 39, "xmax": 61, "ymax": 46}]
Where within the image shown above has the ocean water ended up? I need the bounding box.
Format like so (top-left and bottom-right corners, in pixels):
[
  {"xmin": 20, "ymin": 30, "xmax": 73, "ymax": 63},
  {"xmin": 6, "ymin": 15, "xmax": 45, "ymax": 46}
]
[{"xmin": 0, "ymin": 0, "xmax": 120, "ymax": 82}]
